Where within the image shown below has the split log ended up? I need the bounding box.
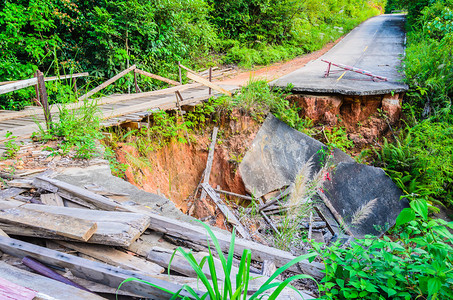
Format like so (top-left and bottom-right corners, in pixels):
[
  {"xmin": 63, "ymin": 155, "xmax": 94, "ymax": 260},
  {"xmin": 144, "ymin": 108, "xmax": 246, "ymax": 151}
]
[
  {"xmin": 57, "ymin": 241, "xmax": 164, "ymax": 275},
  {"xmin": 0, "ymin": 236, "xmax": 201, "ymax": 299},
  {"xmin": 201, "ymin": 183, "xmax": 252, "ymax": 239},
  {"xmin": 0, "ymin": 206, "xmax": 97, "ymax": 242}
]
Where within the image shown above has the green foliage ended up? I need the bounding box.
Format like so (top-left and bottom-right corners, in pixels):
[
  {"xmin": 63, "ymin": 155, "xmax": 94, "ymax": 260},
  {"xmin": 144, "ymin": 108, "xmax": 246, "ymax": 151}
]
[
  {"xmin": 103, "ymin": 146, "xmax": 127, "ymax": 179},
  {"xmin": 34, "ymin": 100, "xmax": 103, "ymax": 159},
  {"xmin": 377, "ymin": 119, "xmax": 453, "ymax": 207},
  {"xmin": 2, "ymin": 132, "xmax": 21, "ymax": 159},
  {"xmin": 323, "ymin": 127, "xmax": 354, "ymax": 152},
  {"xmin": 118, "ymin": 220, "xmax": 318, "ymax": 299},
  {"xmin": 313, "ymin": 197, "xmax": 453, "ymax": 300},
  {"xmin": 0, "ymin": 0, "xmax": 385, "ymax": 109},
  {"xmin": 379, "ymin": 0, "xmax": 453, "ymax": 208}
]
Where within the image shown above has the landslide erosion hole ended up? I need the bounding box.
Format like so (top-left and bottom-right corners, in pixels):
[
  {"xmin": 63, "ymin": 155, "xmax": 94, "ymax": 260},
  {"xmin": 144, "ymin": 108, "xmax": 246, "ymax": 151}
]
[{"xmin": 106, "ymin": 111, "xmax": 262, "ymax": 230}]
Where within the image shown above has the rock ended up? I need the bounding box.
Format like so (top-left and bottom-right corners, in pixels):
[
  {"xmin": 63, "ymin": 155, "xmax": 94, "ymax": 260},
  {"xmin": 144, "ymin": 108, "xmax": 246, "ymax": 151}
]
[
  {"xmin": 239, "ymin": 114, "xmax": 353, "ymax": 198},
  {"xmin": 322, "ymin": 162, "xmax": 409, "ymax": 238}
]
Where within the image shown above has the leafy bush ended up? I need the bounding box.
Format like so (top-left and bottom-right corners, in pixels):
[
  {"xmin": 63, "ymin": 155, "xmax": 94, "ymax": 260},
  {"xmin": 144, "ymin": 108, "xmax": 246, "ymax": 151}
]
[
  {"xmin": 313, "ymin": 196, "xmax": 453, "ymax": 300},
  {"xmin": 34, "ymin": 100, "xmax": 103, "ymax": 159},
  {"xmin": 377, "ymin": 119, "xmax": 453, "ymax": 207}
]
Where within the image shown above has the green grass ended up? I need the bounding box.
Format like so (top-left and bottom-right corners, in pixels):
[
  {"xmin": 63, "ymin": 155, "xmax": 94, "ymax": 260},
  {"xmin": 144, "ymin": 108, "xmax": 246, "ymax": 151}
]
[{"xmin": 117, "ymin": 220, "xmax": 318, "ymax": 299}]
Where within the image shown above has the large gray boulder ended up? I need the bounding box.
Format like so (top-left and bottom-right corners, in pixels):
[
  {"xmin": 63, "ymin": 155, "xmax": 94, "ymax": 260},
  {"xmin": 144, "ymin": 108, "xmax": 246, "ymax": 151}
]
[{"xmin": 239, "ymin": 114, "xmax": 352, "ymax": 198}]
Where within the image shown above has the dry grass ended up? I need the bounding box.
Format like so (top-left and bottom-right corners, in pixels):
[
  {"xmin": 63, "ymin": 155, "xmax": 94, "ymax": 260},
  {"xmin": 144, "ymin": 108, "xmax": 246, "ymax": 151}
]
[{"xmin": 351, "ymin": 198, "xmax": 378, "ymax": 225}]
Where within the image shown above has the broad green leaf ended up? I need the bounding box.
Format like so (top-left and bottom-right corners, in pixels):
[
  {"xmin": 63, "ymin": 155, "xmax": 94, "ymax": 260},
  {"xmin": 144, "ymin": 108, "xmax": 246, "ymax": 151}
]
[
  {"xmin": 396, "ymin": 208, "xmax": 416, "ymax": 226},
  {"xmin": 410, "ymin": 198, "xmax": 428, "ymax": 220},
  {"xmin": 427, "ymin": 278, "xmax": 442, "ymax": 297}
]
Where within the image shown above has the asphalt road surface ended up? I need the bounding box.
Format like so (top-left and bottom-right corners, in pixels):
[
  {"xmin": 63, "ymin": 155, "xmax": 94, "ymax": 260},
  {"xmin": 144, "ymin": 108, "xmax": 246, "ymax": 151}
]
[{"xmin": 271, "ymin": 14, "xmax": 408, "ymax": 95}]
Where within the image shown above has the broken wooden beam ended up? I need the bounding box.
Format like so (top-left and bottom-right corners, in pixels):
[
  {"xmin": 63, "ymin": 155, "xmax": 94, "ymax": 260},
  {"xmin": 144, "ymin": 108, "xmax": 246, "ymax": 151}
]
[
  {"xmin": 0, "ymin": 206, "xmax": 97, "ymax": 242},
  {"xmin": 78, "ymin": 65, "xmax": 136, "ymax": 101},
  {"xmin": 0, "ymin": 236, "xmax": 201, "ymax": 299},
  {"xmin": 16, "ymin": 204, "xmax": 150, "ymax": 247},
  {"xmin": 317, "ymin": 190, "xmax": 353, "ymax": 236},
  {"xmin": 201, "ymin": 183, "xmax": 251, "ymax": 239},
  {"xmin": 135, "ymin": 68, "xmax": 180, "ymax": 86},
  {"xmin": 0, "ymin": 261, "xmax": 104, "ymax": 300},
  {"xmin": 40, "ymin": 193, "xmax": 64, "ymax": 206},
  {"xmin": 199, "ymin": 127, "xmax": 218, "ymax": 201},
  {"xmin": 187, "ymin": 71, "xmax": 232, "ymax": 96},
  {"xmin": 124, "ymin": 205, "xmax": 325, "ymax": 279},
  {"xmin": 33, "ymin": 176, "xmax": 123, "ymax": 211},
  {"xmin": 57, "ymin": 241, "xmax": 164, "ymax": 275},
  {"xmin": 213, "ymin": 188, "xmax": 254, "ymax": 201}
]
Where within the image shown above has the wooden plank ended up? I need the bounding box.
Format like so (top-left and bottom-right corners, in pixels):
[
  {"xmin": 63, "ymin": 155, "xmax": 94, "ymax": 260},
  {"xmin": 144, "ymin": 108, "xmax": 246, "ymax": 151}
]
[
  {"xmin": 0, "ymin": 188, "xmax": 25, "ymax": 200},
  {"xmin": 33, "ymin": 176, "xmax": 123, "ymax": 211},
  {"xmin": 124, "ymin": 205, "xmax": 325, "ymax": 279},
  {"xmin": 0, "ymin": 236, "xmax": 200, "ymax": 299},
  {"xmin": 44, "ymin": 72, "xmax": 89, "ymax": 83},
  {"xmin": 0, "ymin": 261, "xmax": 106, "ymax": 300},
  {"xmin": 201, "ymin": 183, "xmax": 251, "ymax": 239},
  {"xmin": 0, "ymin": 228, "xmax": 9, "ymax": 237},
  {"xmin": 200, "ymin": 127, "xmax": 218, "ymax": 201},
  {"xmin": 0, "ymin": 78, "xmax": 37, "ymax": 95},
  {"xmin": 40, "ymin": 193, "xmax": 64, "ymax": 206},
  {"xmin": 0, "ymin": 207, "xmax": 97, "ymax": 242},
  {"xmin": 0, "ymin": 83, "xmax": 201, "ymax": 128},
  {"xmin": 57, "ymin": 241, "xmax": 164, "ymax": 275},
  {"xmin": 19, "ymin": 204, "xmax": 150, "ymax": 247},
  {"xmin": 214, "ymin": 188, "xmax": 254, "ymax": 201},
  {"xmin": 0, "ymin": 276, "xmax": 37, "ymax": 300},
  {"xmin": 78, "ymin": 65, "xmax": 136, "ymax": 101},
  {"xmin": 0, "ymin": 73, "xmax": 88, "ymax": 86},
  {"xmin": 37, "ymin": 70, "xmax": 52, "ymax": 129},
  {"xmin": 187, "ymin": 71, "xmax": 232, "ymax": 96},
  {"xmin": 135, "ymin": 69, "xmax": 180, "ymax": 86}
]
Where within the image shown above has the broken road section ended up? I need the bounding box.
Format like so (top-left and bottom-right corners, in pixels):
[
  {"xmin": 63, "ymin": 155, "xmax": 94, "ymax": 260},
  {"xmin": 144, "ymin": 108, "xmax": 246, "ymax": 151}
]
[{"xmin": 239, "ymin": 114, "xmax": 408, "ymax": 238}]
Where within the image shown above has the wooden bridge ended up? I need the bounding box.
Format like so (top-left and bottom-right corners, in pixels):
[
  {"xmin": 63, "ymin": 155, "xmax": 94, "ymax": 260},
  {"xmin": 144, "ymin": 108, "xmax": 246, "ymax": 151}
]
[{"xmin": 0, "ymin": 64, "xmax": 238, "ymax": 148}]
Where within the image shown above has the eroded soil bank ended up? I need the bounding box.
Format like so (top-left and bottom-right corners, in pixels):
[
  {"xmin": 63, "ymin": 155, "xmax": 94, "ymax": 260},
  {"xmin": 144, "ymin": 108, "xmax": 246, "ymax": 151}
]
[{"xmin": 113, "ymin": 112, "xmax": 262, "ymax": 228}]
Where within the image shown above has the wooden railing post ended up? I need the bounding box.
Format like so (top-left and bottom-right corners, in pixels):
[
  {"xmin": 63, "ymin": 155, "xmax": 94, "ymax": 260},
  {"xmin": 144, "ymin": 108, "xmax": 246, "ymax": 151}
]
[
  {"xmin": 208, "ymin": 67, "xmax": 212, "ymax": 95},
  {"xmin": 36, "ymin": 70, "xmax": 52, "ymax": 130},
  {"xmin": 72, "ymin": 77, "xmax": 78, "ymax": 96},
  {"xmin": 133, "ymin": 70, "xmax": 141, "ymax": 93},
  {"xmin": 33, "ymin": 72, "xmax": 42, "ymax": 107},
  {"xmin": 178, "ymin": 61, "xmax": 182, "ymax": 84}
]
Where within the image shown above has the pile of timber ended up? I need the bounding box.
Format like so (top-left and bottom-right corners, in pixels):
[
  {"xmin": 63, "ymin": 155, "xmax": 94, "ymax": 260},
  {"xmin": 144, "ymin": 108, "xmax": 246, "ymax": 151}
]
[{"xmin": 0, "ymin": 172, "xmax": 323, "ymax": 299}]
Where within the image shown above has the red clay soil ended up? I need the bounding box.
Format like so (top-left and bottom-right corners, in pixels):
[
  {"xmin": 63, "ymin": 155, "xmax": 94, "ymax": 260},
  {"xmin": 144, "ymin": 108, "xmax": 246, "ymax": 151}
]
[
  {"xmin": 218, "ymin": 37, "xmax": 344, "ymax": 86},
  {"xmin": 115, "ymin": 112, "xmax": 261, "ymax": 228}
]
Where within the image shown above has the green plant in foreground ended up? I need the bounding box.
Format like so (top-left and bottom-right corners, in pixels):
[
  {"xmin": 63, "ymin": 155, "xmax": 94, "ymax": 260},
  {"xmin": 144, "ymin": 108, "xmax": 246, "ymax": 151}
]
[
  {"xmin": 313, "ymin": 196, "xmax": 453, "ymax": 300},
  {"xmin": 118, "ymin": 220, "xmax": 317, "ymax": 299},
  {"xmin": 3, "ymin": 131, "xmax": 21, "ymax": 158},
  {"xmin": 34, "ymin": 100, "xmax": 103, "ymax": 159}
]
